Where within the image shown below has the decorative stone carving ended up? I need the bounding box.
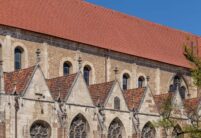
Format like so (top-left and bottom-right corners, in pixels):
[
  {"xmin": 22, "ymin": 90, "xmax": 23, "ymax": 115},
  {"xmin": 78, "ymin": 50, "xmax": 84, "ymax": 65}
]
[{"xmin": 30, "ymin": 121, "xmax": 51, "ymax": 138}]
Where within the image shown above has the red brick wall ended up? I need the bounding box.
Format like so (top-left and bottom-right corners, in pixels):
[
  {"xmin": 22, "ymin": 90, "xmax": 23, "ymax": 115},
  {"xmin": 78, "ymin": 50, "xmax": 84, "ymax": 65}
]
[{"xmin": 0, "ymin": 122, "xmax": 5, "ymax": 138}]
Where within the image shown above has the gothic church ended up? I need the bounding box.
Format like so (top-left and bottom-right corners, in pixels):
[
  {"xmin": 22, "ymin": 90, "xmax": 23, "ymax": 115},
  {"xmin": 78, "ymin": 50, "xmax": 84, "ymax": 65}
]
[{"xmin": 0, "ymin": 0, "xmax": 201, "ymax": 138}]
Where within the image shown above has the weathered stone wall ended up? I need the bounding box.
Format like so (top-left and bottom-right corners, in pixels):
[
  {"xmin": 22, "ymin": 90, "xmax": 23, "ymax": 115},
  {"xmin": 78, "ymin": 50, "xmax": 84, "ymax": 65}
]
[{"xmin": 0, "ymin": 26, "xmax": 197, "ymax": 98}]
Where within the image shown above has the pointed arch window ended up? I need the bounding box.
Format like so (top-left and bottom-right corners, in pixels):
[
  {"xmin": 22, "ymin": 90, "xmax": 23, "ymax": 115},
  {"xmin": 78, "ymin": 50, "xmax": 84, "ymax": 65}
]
[
  {"xmin": 172, "ymin": 125, "xmax": 183, "ymax": 138},
  {"xmin": 141, "ymin": 122, "xmax": 156, "ymax": 138},
  {"xmin": 63, "ymin": 61, "xmax": 72, "ymax": 76},
  {"xmin": 70, "ymin": 114, "xmax": 89, "ymax": 138},
  {"xmin": 14, "ymin": 47, "xmax": 24, "ymax": 70},
  {"xmin": 108, "ymin": 118, "xmax": 124, "ymax": 138},
  {"xmin": 30, "ymin": 120, "xmax": 51, "ymax": 138},
  {"xmin": 114, "ymin": 96, "xmax": 120, "ymax": 110},
  {"xmin": 83, "ymin": 65, "xmax": 91, "ymax": 85},
  {"xmin": 169, "ymin": 75, "xmax": 187, "ymax": 100},
  {"xmin": 138, "ymin": 76, "xmax": 145, "ymax": 88}
]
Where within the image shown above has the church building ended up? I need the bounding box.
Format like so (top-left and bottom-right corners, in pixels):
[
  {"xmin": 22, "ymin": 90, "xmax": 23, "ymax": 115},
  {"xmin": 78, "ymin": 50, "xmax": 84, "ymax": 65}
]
[{"xmin": 0, "ymin": 0, "xmax": 201, "ymax": 138}]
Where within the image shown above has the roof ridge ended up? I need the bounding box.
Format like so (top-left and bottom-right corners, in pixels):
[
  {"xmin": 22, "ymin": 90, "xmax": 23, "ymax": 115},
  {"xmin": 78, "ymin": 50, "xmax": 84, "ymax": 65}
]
[
  {"xmin": 46, "ymin": 73, "xmax": 78, "ymax": 81},
  {"xmin": 4, "ymin": 65, "xmax": 36, "ymax": 74},
  {"xmin": 88, "ymin": 80, "xmax": 114, "ymax": 87},
  {"xmin": 82, "ymin": 0, "xmax": 199, "ymax": 37}
]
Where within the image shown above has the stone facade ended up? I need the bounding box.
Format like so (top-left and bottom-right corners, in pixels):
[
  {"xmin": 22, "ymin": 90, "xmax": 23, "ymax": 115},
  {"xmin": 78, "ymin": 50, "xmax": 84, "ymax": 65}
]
[{"xmin": 0, "ymin": 25, "xmax": 199, "ymax": 138}]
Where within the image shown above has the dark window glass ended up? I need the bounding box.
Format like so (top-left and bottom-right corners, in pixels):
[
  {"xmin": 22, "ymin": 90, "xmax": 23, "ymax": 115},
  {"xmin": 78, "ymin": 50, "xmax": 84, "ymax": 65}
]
[
  {"xmin": 114, "ymin": 97, "xmax": 120, "ymax": 110},
  {"xmin": 138, "ymin": 76, "xmax": 145, "ymax": 88},
  {"xmin": 14, "ymin": 48, "xmax": 22, "ymax": 70},
  {"xmin": 63, "ymin": 62, "xmax": 71, "ymax": 76},
  {"xmin": 84, "ymin": 66, "xmax": 91, "ymax": 85},
  {"xmin": 123, "ymin": 74, "xmax": 129, "ymax": 90},
  {"xmin": 173, "ymin": 76, "xmax": 181, "ymax": 91},
  {"xmin": 179, "ymin": 86, "xmax": 186, "ymax": 100}
]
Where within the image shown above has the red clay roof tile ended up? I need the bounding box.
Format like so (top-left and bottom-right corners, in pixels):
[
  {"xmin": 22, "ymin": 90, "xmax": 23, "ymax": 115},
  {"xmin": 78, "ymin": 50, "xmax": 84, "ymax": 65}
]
[
  {"xmin": 46, "ymin": 73, "xmax": 77, "ymax": 101},
  {"xmin": 123, "ymin": 88, "xmax": 146, "ymax": 110},
  {"xmin": 184, "ymin": 97, "xmax": 200, "ymax": 114},
  {"xmin": 153, "ymin": 93, "xmax": 173, "ymax": 113},
  {"xmin": 4, "ymin": 66, "xmax": 35, "ymax": 94},
  {"xmin": 88, "ymin": 81, "xmax": 114, "ymax": 105},
  {"xmin": 0, "ymin": 0, "xmax": 199, "ymax": 68}
]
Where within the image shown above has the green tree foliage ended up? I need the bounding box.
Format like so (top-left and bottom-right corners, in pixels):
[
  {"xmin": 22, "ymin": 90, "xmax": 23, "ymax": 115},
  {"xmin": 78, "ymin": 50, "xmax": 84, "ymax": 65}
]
[
  {"xmin": 153, "ymin": 39, "xmax": 201, "ymax": 138},
  {"xmin": 184, "ymin": 40, "xmax": 201, "ymax": 87}
]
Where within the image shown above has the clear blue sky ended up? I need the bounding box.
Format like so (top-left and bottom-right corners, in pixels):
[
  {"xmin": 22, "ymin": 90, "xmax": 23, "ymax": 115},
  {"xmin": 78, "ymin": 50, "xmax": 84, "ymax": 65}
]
[{"xmin": 86, "ymin": 0, "xmax": 201, "ymax": 36}]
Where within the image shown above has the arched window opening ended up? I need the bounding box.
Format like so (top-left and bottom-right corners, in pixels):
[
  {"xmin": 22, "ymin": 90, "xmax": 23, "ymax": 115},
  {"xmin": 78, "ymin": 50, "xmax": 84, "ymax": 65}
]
[
  {"xmin": 70, "ymin": 114, "xmax": 89, "ymax": 138},
  {"xmin": 172, "ymin": 125, "xmax": 184, "ymax": 138},
  {"xmin": 179, "ymin": 86, "xmax": 186, "ymax": 100},
  {"xmin": 83, "ymin": 65, "xmax": 91, "ymax": 85},
  {"xmin": 108, "ymin": 118, "xmax": 125, "ymax": 138},
  {"xmin": 14, "ymin": 47, "xmax": 24, "ymax": 70},
  {"xmin": 141, "ymin": 122, "xmax": 156, "ymax": 138},
  {"xmin": 122, "ymin": 73, "xmax": 130, "ymax": 90},
  {"xmin": 114, "ymin": 97, "xmax": 120, "ymax": 110},
  {"xmin": 138, "ymin": 76, "xmax": 145, "ymax": 88},
  {"xmin": 63, "ymin": 61, "xmax": 72, "ymax": 76},
  {"xmin": 169, "ymin": 75, "xmax": 187, "ymax": 100},
  {"xmin": 30, "ymin": 120, "xmax": 51, "ymax": 138},
  {"xmin": 172, "ymin": 76, "xmax": 181, "ymax": 92}
]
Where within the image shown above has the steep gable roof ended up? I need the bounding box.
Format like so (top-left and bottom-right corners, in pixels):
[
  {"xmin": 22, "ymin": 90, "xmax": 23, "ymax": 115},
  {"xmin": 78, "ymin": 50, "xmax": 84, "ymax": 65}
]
[
  {"xmin": 46, "ymin": 73, "xmax": 77, "ymax": 101},
  {"xmin": 88, "ymin": 81, "xmax": 114, "ymax": 105},
  {"xmin": 0, "ymin": 0, "xmax": 199, "ymax": 68},
  {"xmin": 184, "ymin": 97, "xmax": 201, "ymax": 114},
  {"xmin": 123, "ymin": 88, "xmax": 146, "ymax": 110},
  {"xmin": 153, "ymin": 93, "xmax": 173, "ymax": 113},
  {"xmin": 4, "ymin": 66, "xmax": 35, "ymax": 94}
]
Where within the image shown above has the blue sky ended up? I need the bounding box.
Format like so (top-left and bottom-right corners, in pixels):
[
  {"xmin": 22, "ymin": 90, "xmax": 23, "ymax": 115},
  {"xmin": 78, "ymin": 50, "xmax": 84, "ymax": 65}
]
[{"xmin": 86, "ymin": 0, "xmax": 201, "ymax": 36}]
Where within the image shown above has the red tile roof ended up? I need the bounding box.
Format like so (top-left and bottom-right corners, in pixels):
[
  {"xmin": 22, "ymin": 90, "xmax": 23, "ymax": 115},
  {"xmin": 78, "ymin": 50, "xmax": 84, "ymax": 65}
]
[
  {"xmin": 46, "ymin": 73, "xmax": 77, "ymax": 101},
  {"xmin": 153, "ymin": 93, "xmax": 173, "ymax": 113},
  {"xmin": 0, "ymin": 0, "xmax": 199, "ymax": 68},
  {"xmin": 88, "ymin": 81, "xmax": 114, "ymax": 105},
  {"xmin": 123, "ymin": 88, "xmax": 146, "ymax": 110},
  {"xmin": 4, "ymin": 66, "xmax": 35, "ymax": 94},
  {"xmin": 184, "ymin": 97, "xmax": 200, "ymax": 114}
]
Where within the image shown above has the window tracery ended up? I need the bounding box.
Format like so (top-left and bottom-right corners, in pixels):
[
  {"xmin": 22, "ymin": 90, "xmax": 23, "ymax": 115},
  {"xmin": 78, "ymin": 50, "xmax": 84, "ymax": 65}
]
[
  {"xmin": 141, "ymin": 122, "xmax": 156, "ymax": 138},
  {"xmin": 30, "ymin": 120, "xmax": 51, "ymax": 138},
  {"xmin": 108, "ymin": 118, "xmax": 124, "ymax": 138},
  {"xmin": 69, "ymin": 114, "xmax": 89, "ymax": 138},
  {"xmin": 122, "ymin": 73, "xmax": 130, "ymax": 90},
  {"xmin": 169, "ymin": 75, "xmax": 187, "ymax": 100}
]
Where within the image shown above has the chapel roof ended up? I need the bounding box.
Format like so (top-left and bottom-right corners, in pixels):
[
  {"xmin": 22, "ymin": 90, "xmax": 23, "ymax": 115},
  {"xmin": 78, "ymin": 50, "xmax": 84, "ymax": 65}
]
[
  {"xmin": 184, "ymin": 97, "xmax": 201, "ymax": 114},
  {"xmin": 4, "ymin": 66, "xmax": 35, "ymax": 94},
  {"xmin": 46, "ymin": 73, "xmax": 78, "ymax": 101},
  {"xmin": 88, "ymin": 81, "xmax": 114, "ymax": 105},
  {"xmin": 123, "ymin": 87, "xmax": 146, "ymax": 110},
  {"xmin": 0, "ymin": 0, "xmax": 200, "ymax": 68}
]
